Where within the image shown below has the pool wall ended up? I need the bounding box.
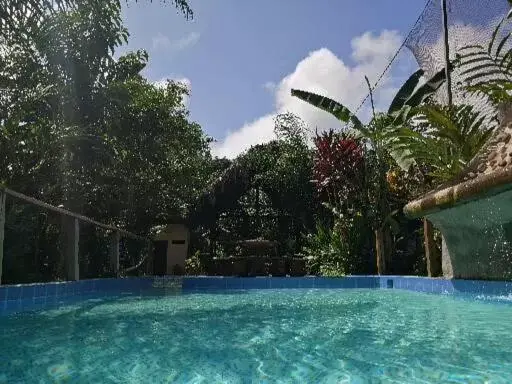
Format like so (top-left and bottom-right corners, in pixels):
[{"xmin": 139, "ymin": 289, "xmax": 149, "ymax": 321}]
[{"xmin": 2, "ymin": 275, "xmax": 512, "ymax": 316}]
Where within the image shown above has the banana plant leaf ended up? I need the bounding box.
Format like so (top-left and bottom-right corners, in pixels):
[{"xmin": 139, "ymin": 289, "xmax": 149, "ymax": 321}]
[
  {"xmin": 290, "ymin": 89, "xmax": 364, "ymax": 130},
  {"xmin": 387, "ymin": 69, "xmax": 424, "ymax": 114}
]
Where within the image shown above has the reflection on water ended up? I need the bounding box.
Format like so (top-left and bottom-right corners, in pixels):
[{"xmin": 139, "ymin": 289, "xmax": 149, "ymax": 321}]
[{"xmin": 1, "ymin": 289, "xmax": 512, "ymax": 383}]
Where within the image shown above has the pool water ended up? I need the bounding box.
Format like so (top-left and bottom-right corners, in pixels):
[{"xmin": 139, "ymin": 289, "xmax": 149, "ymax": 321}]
[{"xmin": 1, "ymin": 289, "xmax": 512, "ymax": 383}]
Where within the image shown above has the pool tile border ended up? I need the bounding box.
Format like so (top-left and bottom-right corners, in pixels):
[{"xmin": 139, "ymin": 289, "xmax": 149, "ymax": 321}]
[{"xmin": 2, "ymin": 275, "xmax": 512, "ymax": 315}]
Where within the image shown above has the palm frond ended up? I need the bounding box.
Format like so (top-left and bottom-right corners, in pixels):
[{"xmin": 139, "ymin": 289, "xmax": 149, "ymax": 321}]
[
  {"xmin": 387, "ymin": 104, "xmax": 492, "ymax": 183},
  {"xmin": 458, "ymin": 9, "xmax": 512, "ymax": 105}
]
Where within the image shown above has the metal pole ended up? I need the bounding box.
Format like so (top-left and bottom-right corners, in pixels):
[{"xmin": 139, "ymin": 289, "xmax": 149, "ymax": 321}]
[{"xmin": 441, "ymin": 0, "xmax": 453, "ymax": 106}]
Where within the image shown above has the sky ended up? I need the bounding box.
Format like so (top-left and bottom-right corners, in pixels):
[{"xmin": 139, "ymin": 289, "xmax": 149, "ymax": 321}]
[{"xmin": 119, "ymin": 0, "xmax": 431, "ymax": 159}]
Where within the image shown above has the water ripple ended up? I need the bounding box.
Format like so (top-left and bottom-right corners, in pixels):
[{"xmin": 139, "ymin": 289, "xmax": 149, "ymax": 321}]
[{"xmin": 1, "ymin": 289, "xmax": 512, "ymax": 383}]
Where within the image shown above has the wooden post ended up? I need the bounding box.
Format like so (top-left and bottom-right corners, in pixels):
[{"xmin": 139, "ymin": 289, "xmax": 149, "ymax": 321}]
[
  {"xmin": 424, "ymin": 219, "xmax": 441, "ymax": 277},
  {"xmin": 375, "ymin": 228, "xmax": 385, "ymax": 275},
  {"xmin": 62, "ymin": 216, "xmax": 79, "ymax": 281},
  {"xmin": 110, "ymin": 231, "xmax": 120, "ymax": 276},
  {"xmin": 0, "ymin": 190, "xmax": 6, "ymax": 284}
]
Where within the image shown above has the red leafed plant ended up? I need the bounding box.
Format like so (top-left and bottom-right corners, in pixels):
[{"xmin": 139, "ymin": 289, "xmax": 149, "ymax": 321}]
[{"xmin": 312, "ymin": 129, "xmax": 364, "ymax": 202}]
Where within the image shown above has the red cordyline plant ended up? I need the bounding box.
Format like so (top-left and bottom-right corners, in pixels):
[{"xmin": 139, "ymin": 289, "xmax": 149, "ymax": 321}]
[{"xmin": 312, "ymin": 129, "xmax": 364, "ymax": 205}]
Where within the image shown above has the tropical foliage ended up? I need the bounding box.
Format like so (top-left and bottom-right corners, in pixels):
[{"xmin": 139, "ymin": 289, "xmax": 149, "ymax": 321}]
[
  {"xmin": 290, "ymin": 68, "xmax": 447, "ymax": 273},
  {"xmin": 189, "ymin": 113, "xmax": 318, "ymax": 261},
  {"xmin": 387, "ymin": 104, "xmax": 492, "ymax": 182},
  {"xmin": 458, "ymin": 8, "xmax": 512, "ymax": 106},
  {"xmin": 1, "ymin": 0, "xmax": 509, "ymax": 282},
  {"xmin": 0, "ymin": 0, "xmax": 213, "ymax": 283}
]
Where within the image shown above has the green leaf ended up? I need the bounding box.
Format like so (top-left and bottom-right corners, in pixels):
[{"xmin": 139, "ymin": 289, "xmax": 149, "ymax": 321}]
[
  {"xmin": 291, "ymin": 89, "xmax": 363, "ymax": 130},
  {"xmin": 402, "ymin": 67, "xmax": 447, "ymax": 108},
  {"xmin": 387, "ymin": 69, "xmax": 424, "ymax": 114}
]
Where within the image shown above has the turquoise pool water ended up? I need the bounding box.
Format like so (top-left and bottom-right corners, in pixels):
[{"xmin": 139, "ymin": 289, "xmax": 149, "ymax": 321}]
[{"xmin": 1, "ymin": 288, "xmax": 512, "ymax": 383}]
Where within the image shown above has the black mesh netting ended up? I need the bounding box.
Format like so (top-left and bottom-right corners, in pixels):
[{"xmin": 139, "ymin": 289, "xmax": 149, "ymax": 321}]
[{"xmin": 405, "ymin": 0, "xmax": 511, "ymax": 121}]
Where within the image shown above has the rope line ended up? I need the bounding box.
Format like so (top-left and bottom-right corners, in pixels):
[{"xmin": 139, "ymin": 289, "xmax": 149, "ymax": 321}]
[{"xmin": 354, "ymin": 0, "xmax": 434, "ymax": 115}]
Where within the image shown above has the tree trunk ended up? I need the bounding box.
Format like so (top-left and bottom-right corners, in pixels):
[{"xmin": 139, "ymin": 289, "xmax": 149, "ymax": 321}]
[
  {"xmin": 375, "ymin": 228, "xmax": 385, "ymax": 275},
  {"xmin": 424, "ymin": 218, "xmax": 441, "ymax": 277}
]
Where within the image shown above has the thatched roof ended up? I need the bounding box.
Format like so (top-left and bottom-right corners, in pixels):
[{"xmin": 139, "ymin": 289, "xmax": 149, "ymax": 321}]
[{"xmin": 188, "ymin": 142, "xmax": 281, "ymax": 227}]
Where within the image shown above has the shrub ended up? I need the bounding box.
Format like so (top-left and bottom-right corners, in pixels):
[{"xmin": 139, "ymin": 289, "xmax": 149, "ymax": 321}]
[{"xmin": 185, "ymin": 251, "xmax": 204, "ymax": 275}]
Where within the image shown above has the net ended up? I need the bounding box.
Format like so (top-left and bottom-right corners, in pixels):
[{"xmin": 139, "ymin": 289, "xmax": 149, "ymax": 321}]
[{"xmin": 405, "ymin": 0, "xmax": 511, "ymax": 121}]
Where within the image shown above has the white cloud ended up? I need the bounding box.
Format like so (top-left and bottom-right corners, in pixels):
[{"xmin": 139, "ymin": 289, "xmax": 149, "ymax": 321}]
[
  {"xmin": 213, "ymin": 30, "xmax": 410, "ymax": 159},
  {"xmin": 152, "ymin": 33, "xmax": 172, "ymax": 51},
  {"xmin": 153, "ymin": 77, "xmax": 191, "ymax": 107},
  {"xmin": 263, "ymin": 81, "xmax": 276, "ymax": 92},
  {"xmin": 152, "ymin": 31, "xmax": 200, "ymax": 52},
  {"xmin": 173, "ymin": 32, "xmax": 200, "ymax": 51}
]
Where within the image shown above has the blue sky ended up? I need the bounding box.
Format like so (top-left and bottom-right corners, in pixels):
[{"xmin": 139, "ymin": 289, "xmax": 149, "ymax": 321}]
[{"xmin": 121, "ymin": 0, "xmax": 429, "ymax": 157}]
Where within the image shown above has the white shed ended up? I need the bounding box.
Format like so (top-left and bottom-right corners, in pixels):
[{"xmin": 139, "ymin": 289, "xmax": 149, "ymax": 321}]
[{"xmin": 153, "ymin": 224, "xmax": 189, "ymax": 275}]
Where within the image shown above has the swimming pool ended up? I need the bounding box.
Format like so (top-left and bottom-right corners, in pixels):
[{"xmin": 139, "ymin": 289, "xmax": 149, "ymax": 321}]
[{"xmin": 1, "ymin": 278, "xmax": 512, "ymax": 383}]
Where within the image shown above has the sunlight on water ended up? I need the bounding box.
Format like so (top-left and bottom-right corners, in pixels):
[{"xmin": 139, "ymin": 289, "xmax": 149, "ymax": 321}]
[{"xmin": 1, "ymin": 289, "xmax": 512, "ymax": 383}]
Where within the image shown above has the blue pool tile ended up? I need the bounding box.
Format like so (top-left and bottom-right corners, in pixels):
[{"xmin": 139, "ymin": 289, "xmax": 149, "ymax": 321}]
[
  {"xmin": 298, "ymin": 277, "xmax": 315, "ymax": 289},
  {"xmin": 181, "ymin": 277, "xmax": 196, "ymax": 290},
  {"xmin": 341, "ymin": 278, "xmax": 357, "ymax": 288},
  {"xmin": 46, "ymin": 283, "xmax": 57, "ymax": 297},
  {"xmin": 92, "ymin": 279, "xmax": 107, "ymax": 291},
  {"xmin": 33, "ymin": 284, "xmax": 47, "ymax": 298},
  {"xmin": 488, "ymin": 281, "xmax": 512, "ymax": 296},
  {"xmin": 200, "ymin": 277, "xmax": 225, "ymax": 289},
  {"xmin": 225, "ymin": 278, "xmax": 243, "ymax": 290},
  {"xmin": 67, "ymin": 281, "xmax": 81, "ymax": 296},
  {"xmin": 182, "ymin": 277, "xmax": 227, "ymax": 290},
  {"xmin": 313, "ymin": 278, "xmax": 330, "ymax": 288},
  {"xmin": 270, "ymin": 278, "xmax": 296, "ymax": 289},
  {"xmin": 5, "ymin": 300, "xmax": 21, "ymax": 312},
  {"xmin": 56, "ymin": 283, "xmax": 67, "ymax": 297},
  {"xmin": 139, "ymin": 277, "xmax": 154, "ymax": 290},
  {"xmin": 367, "ymin": 277, "xmax": 378, "ymax": 289},
  {"xmin": 101, "ymin": 279, "xmax": 116, "ymax": 291},
  {"xmin": 404, "ymin": 278, "xmax": 414, "ymax": 290},
  {"xmin": 327, "ymin": 278, "xmax": 343, "ymax": 288},
  {"xmin": 242, "ymin": 277, "xmax": 269, "ymax": 289},
  {"xmin": 105, "ymin": 279, "xmax": 120, "ymax": 290},
  {"xmin": 355, "ymin": 277, "xmax": 374, "ymax": 289},
  {"xmin": 6, "ymin": 286, "xmax": 21, "ymax": 300},
  {"xmin": 400, "ymin": 278, "xmax": 411, "ymax": 290},
  {"xmin": 8, "ymin": 275, "xmax": 512, "ymax": 316},
  {"xmin": 20, "ymin": 285, "xmax": 34, "ymax": 300},
  {"xmin": 0, "ymin": 287, "xmax": 6, "ymax": 304},
  {"xmin": 99, "ymin": 278, "xmax": 120, "ymax": 291},
  {"xmin": 452, "ymin": 279, "xmax": 473, "ymax": 294},
  {"xmin": 415, "ymin": 279, "xmax": 429, "ymax": 293},
  {"xmin": 47, "ymin": 294, "xmax": 59, "ymax": 304},
  {"xmin": 33, "ymin": 297, "xmax": 46, "ymax": 308},
  {"xmin": 412, "ymin": 279, "xmax": 426, "ymax": 293},
  {"xmin": 76, "ymin": 280, "xmax": 89, "ymax": 294},
  {"xmin": 432, "ymin": 279, "xmax": 454, "ymax": 294},
  {"xmin": 185, "ymin": 277, "xmax": 203, "ymax": 289},
  {"xmin": 408, "ymin": 278, "xmax": 418, "ymax": 290},
  {"xmin": 20, "ymin": 298, "xmax": 36, "ymax": 311}
]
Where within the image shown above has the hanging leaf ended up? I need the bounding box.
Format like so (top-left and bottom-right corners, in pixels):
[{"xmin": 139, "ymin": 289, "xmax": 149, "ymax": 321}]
[
  {"xmin": 291, "ymin": 89, "xmax": 364, "ymax": 130},
  {"xmin": 388, "ymin": 69, "xmax": 424, "ymax": 114}
]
